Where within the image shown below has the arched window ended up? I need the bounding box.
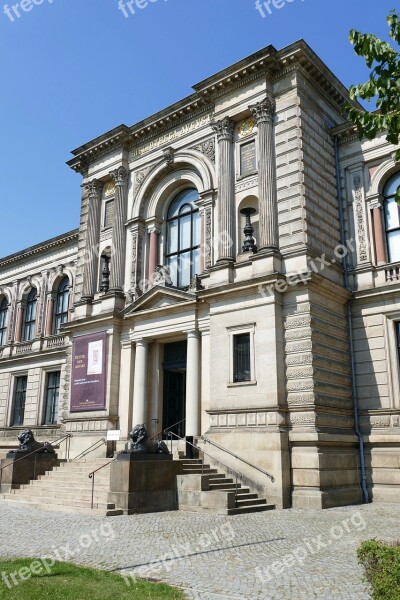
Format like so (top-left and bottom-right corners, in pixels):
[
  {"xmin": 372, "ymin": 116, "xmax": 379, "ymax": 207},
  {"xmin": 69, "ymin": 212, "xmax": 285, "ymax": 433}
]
[
  {"xmin": 53, "ymin": 277, "xmax": 70, "ymax": 335},
  {"xmin": 166, "ymin": 189, "xmax": 201, "ymax": 288},
  {"xmin": 23, "ymin": 288, "xmax": 37, "ymax": 341},
  {"xmin": 0, "ymin": 297, "xmax": 8, "ymax": 346},
  {"xmin": 384, "ymin": 173, "xmax": 400, "ymax": 262}
]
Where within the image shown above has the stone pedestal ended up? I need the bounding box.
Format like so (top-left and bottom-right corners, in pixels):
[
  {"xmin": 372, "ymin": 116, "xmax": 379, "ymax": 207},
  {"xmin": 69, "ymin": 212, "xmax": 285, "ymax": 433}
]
[
  {"xmin": 0, "ymin": 453, "xmax": 60, "ymax": 493},
  {"xmin": 108, "ymin": 454, "xmax": 185, "ymax": 514}
]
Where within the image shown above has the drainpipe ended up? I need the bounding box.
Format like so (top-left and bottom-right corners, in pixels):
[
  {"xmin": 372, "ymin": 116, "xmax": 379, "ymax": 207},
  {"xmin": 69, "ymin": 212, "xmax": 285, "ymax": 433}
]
[{"xmin": 333, "ymin": 134, "xmax": 369, "ymax": 504}]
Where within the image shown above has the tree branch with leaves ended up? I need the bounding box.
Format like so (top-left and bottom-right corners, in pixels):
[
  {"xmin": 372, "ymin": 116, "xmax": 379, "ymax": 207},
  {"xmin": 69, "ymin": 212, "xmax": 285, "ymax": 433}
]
[{"xmin": 345, "ymin": 11, "xmax": 400, "ymax": 203}]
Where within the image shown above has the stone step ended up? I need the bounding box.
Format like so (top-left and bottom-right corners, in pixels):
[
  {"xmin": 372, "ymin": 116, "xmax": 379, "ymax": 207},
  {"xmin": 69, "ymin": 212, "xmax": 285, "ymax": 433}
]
[
  {"xmin": 182, "ymin": 468, "xmax": 218, "ymax": 475},
  {"xmin": 38, "ymin": 474, "xmax": 110, "ymax": 483},
  {"xmin": 51, "ymin": 465, "xmax": 111, "ymax": 474},
  {"xmin": 235, "ymin": 497, "xmax": 267, "ymax": 507},
  {"xmin": 227, "ymin": 503, "xmax": 275, "ymax": 515},
  {"xmin": 209, "ymin": 482, "xmax": 243, "ymax": 491},
  {"xmin": 10, "ymin": 488, "xmax": 109, "ymax": 501},
  {"xmin": 0, "ymin": 498, "xmax": 123, "ymax": 516},
  {"xmin": 1, "ymin": 494, "xmax": 113, "ymax": 510}
]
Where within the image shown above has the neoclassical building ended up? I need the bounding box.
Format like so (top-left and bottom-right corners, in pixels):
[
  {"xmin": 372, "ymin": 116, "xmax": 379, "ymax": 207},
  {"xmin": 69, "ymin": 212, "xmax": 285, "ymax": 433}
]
[{"xmin": 0, "ymin": 40, "xmax": 399, "ymax": 510}]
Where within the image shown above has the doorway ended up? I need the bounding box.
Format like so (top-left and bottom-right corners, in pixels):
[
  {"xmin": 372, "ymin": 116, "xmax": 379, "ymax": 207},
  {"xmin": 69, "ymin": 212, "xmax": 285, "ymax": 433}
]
[{"xmin": 162, "ymin": 341, "xmax": 187, "ymax": 438}]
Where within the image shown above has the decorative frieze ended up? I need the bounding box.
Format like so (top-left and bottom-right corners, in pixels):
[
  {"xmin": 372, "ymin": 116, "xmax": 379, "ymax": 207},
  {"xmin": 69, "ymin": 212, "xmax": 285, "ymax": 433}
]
[{"xmin": 209, "ymin": 411, "xmax": 286, "ymax": 428}]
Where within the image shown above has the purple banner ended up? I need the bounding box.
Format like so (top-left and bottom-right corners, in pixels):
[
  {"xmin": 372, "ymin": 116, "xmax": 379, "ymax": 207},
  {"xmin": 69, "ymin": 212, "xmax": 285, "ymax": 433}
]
[{"xmin": 70, "ymin": 332, "xmax": 107, "ymax": 412}]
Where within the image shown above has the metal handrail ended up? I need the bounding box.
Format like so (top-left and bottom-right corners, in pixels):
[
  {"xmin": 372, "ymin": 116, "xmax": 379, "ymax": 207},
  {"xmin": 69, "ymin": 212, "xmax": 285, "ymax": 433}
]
[
  {"xmin": 52, "ymin": 433, "xmax": 72, "ymax": 462},
  {"xmin": 201, "ymin": 436, "xmax": 275, "ymax": 483},
  {"xmin": 0, "ymin": 445, "xmax": 54, "ymax": 490},
  {"xmin": 149, "ymin": 418, "xmax": 186, "ymax": 442},
  {"xmin": 74, "ymin": 438, "xmax": 106, "ymax": 461},
  {"xmin": 88, "ymin": 457, "xmax": 117, "ymax": 510},
  {"xmin": 166, "ymin": 430, "xmax": 244, "ymax": 508}
]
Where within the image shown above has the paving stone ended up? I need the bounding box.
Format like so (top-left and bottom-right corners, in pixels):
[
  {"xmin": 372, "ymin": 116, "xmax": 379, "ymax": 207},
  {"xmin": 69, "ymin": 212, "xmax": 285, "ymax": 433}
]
[{"xmin": 0, "ymin": 503, "xmax": 399, "ymax": 598}]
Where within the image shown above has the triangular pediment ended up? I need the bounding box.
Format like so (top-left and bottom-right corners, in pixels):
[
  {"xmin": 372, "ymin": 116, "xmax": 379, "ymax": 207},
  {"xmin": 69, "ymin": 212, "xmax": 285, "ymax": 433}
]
[{"xmin": 124, "ymin": 285, "xmax": 196, "ymax": 315}]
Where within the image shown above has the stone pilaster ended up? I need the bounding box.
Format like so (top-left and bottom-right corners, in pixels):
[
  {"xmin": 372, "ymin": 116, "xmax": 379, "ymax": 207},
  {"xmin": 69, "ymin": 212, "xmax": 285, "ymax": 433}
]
[
  {"xmin": 81, "ymin": 179, "xmax": 102, "ymax": 300},
  {"xmin": 212, "ymin": 117, "xmax": 235, "ymax": 262},
  {"xmin": 128, "ymin": 220, "xmax": 145, "ymax": 301},
  {"xmin": 250, "ymin": 97, "xmax": 279, "ymax": 253},
  {"xmin": 109, "ymin": 167, "xmax": 129, "ymax": 293}
]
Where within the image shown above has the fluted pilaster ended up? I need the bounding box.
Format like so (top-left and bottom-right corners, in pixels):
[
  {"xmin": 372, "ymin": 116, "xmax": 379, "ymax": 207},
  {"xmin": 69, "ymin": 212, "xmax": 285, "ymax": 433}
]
[
  {"xmin": 82, "ymin": 179, "xmax": 102, "ymax": 300},
  {"xmin": 250, "ymin": 97, "xmax": 279, "ymax": 252},
  {"xmin": 109, "ymin": 166, "xmax": 129, "ymax": 292},
  {"xmin": 212, "ymin": 117, "xmax": 235, "ymax": 262}
]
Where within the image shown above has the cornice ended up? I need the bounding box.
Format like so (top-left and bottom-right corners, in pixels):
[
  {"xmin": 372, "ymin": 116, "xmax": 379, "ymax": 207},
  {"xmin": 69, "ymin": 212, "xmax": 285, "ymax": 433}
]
[
  {"xmin": 0, "ymin": 229, "xmax": 79, "ymax": 269},
  {"xmin": 67, "ymin": 40, "xmax": 360, "ymax": 174}
]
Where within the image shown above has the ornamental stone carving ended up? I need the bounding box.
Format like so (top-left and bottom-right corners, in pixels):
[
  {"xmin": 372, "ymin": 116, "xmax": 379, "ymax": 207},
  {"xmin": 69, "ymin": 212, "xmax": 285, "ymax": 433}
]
[
  {"xmin": 353, "ymin": 175, "xmax": 369, "ymax": 263},
  {"xmin": 135, "ymin": 165, "xmax": 153, "ymax": 187},
  {"xmin": 190, "ymin": 138, "xmax": 216, "ymax": 163},
  {"xmin": 211, "ymin": 117, "xmax": 235, "ymax": 142},
  {"xmin": 249, "ymin": 96, "xmax": 276, "ymax": 125},
  {"xmin": 110, "ymin": 165, "xmax": 128, "ymax": 187}
]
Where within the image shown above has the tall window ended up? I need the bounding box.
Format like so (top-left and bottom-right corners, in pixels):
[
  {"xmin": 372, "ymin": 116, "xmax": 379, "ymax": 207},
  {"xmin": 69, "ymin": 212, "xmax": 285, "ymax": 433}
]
[
  {"xmin": 166, "ymin": 189, "xmax": 201, "ymax": 288},
  {"xmin": 12, "ymin": 376, "xmax": 27, "ymax": 426},
  {"xmin": 384, "ymin": 173, "xmax": 400, "ymax": 262},
  {"xmin": 0, "ymin": 297, "xmax": 8, "ymax": 346},
  {"xmin": 23, "ymin": 288, "xmax": 37, "ymax": 341},
  {"xmin": 233, "ymin": 333, "xmax": 251, "ymax": 382},
  {"xmin": 53, "ymin": 277, "xmax": 69, "ymax": 335},
  {"xmin": 44, "ymin": 371, "xmax": 60, "ymax": 425}
]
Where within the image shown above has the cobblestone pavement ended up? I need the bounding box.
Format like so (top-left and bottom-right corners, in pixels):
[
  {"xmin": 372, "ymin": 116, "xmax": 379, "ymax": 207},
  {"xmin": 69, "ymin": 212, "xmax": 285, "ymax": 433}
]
[{"xmin": 0, "ymin": 503, "xmax": 399, "ymax": 599}]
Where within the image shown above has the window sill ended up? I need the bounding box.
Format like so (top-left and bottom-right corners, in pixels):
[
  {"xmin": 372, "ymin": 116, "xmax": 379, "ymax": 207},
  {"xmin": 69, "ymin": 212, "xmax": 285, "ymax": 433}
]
[{"xmin": 227, "ymin": 380, "xmax": 257, "ymax": 388}]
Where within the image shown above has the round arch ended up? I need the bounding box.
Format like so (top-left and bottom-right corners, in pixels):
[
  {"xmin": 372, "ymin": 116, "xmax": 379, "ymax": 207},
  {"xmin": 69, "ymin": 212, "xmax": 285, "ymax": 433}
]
[
  {"xmin": 369, "ymin": 157, "xmax": 400, "ymax": 197},
  {"xmin": 132, "ymin": 149, "xmax": 216, "ymax": 220}
]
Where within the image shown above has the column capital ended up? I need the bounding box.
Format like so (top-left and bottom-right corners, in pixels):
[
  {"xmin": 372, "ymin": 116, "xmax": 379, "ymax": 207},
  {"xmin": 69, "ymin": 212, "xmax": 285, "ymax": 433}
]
[
  {"xmin": 110, "ymin": 165, "xmax": 129, "ymax": 187},
  {"xmin": 187, "ymin": 329, "xmax": 200, "ymax": 339},
  {"xmin": 134, "ymin": 337, "xmax": 149, "ymax": 347},
  {"xmin": 212, "ymin": 116, "xmax": 235, "ymax": 142},
  {"xmin": 249, "ymin": 96, "xmax": 276, "ymax": 125},
  {"xmin": 148, "ymin": 225, "xmax": 161, "ymax": 235},
  {"xmin": 84, "ymin": 179, "xmax": 103, "ymax": 198}
]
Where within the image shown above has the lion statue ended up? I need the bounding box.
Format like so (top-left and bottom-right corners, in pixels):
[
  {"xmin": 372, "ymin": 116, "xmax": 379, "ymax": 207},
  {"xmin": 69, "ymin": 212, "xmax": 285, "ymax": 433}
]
[
  {"xmin": 9, "ymin": 429, "xmax": 55, "ymax": 454},
  {"xmin": 128, "ymin": 424, "xmax": 169, "ymax": 455}
]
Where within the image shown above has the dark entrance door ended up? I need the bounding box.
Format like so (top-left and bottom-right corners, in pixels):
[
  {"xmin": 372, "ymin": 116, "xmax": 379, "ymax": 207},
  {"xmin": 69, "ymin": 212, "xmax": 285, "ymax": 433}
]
[{"xmin": 163, "ymin": 341, "xmax": 187, "ymax": 437}]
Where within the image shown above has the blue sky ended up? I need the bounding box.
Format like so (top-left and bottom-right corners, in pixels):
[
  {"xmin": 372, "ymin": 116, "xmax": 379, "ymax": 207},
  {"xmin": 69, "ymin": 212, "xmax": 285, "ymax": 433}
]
[{"xmin": 0, "ymin": 0, "xmax": 397, "ymax": 257}]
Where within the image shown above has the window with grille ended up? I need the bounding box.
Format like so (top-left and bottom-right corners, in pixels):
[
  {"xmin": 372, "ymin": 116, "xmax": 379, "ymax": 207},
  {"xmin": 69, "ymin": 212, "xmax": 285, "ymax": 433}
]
[
  {"xmin": 383, "ymin": 173, "xmax": 400, "ymax": 262},
  {"xmin": 23, "ymin": 288, "xmax": 37, "ymax": 341},
  {"xmin": 53, "ymin": 277, "xmax": 69, "ymax": 335},
  {"xmin": 44, "ymin": 371, "xmax": 60, "ymax": 425},
  {"xmin": 233, "ymin": 333, "xmax": 251, "ymax": 382},
  {"xmin": 12, "ymin": 376, "xmax": 27, "ymax": 426},
  {"xmin": 166, "ymin": 189, "xmax": 201, "ymax": 288},
  {"xmin": 0, "ymin": 297, "xmax": 8, "ymax": 346}
]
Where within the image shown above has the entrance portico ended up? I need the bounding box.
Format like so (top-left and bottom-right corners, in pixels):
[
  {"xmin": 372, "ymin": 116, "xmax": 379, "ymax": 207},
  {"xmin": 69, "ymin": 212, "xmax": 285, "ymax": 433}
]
[{"xmin": 123, "ymin": 285, "xmax": 203, "ymax": 441}]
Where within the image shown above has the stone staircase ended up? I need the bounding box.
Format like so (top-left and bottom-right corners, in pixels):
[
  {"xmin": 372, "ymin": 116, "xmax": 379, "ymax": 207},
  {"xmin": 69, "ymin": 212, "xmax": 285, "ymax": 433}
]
[
  {"xmin": 179, "ymin": 459, "xmax": 275, "ymax": 515},
  {"xmin": 0, "ymin": 457, "xmax": 275, "ymax": 516},
  {"xmin": 0, "ymin": 458, "xmax": 122, "ymax": 516}
]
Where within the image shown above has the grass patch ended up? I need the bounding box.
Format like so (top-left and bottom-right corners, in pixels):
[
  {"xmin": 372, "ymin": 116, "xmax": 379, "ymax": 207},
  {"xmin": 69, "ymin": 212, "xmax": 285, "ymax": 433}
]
[
  {"xmin": 0, "ymin": 559, "xmax": 185, "ymax": 600},
  {"xmin": 357, "ymin": 540, "xmax": 400, "ymax": 600}
]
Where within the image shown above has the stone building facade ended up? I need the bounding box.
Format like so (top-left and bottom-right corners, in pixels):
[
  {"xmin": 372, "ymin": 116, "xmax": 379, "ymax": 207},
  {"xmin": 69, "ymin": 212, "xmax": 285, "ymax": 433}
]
[{"xmin": 0, "ymin": 40, "xmax": 399, "ymax": 509}]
